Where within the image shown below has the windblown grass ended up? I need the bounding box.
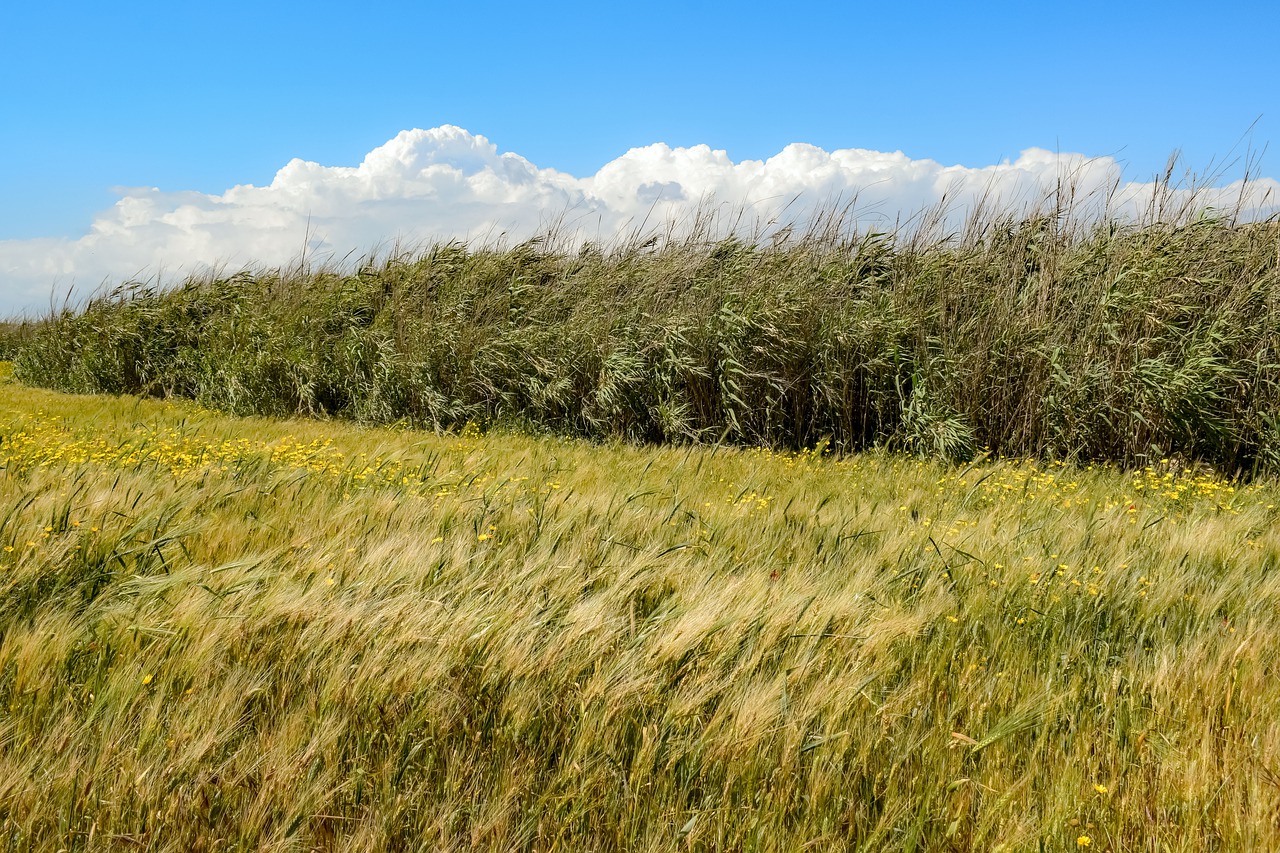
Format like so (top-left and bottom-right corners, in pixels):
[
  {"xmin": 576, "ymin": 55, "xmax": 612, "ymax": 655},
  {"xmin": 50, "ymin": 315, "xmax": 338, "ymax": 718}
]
[{"xmin": 2, "ymin": 370, "xmax": 1279, "ymax": 850}]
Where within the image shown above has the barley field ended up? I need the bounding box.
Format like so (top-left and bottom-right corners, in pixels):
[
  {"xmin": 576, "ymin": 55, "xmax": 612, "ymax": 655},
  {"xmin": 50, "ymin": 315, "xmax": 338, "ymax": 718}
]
[{"xmin": 2, "ymin": 364, "xmax": 1279, "ymax": 851}]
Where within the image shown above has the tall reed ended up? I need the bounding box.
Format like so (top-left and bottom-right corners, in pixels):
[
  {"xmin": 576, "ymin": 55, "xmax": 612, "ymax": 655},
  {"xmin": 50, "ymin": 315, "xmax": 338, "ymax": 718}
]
[{"xmin": 14, "ymin": 186, "xmax": 1280, "ymax": 473}]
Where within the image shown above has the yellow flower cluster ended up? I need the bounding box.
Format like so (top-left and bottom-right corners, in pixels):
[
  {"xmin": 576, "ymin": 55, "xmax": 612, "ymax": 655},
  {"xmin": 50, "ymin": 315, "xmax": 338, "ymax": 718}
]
[
  {"xmin": 0, "ymin": 413, "xmax": 584, "ymax": 518},
  {"xmin": 1, "ymin": 413, "xmax": 347, "ymax": 479}
]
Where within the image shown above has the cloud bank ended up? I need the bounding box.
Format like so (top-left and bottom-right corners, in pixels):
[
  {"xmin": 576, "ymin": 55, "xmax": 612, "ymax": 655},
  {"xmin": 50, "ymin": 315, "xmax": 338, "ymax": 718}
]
[{"xmin": 2, "ymin": 125, "xmax": 1276, "ymax": 315}]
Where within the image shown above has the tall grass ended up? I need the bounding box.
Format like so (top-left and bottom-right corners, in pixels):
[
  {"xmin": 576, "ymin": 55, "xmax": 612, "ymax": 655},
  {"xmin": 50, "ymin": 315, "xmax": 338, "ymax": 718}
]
[
  {"xmin": 3, "ymin": 376, "xmax": 1280, "ymax": 850},
  {"xmin": 0, "ymin": 321, "xmax": 37, "ymax": 362},
  {"xmin": 13, "ymin": 184, "xmax": 1280, "ymax": 473}
]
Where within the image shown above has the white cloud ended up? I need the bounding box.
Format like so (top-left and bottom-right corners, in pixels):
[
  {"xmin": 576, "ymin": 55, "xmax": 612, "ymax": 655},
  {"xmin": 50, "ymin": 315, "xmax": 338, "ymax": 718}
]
[{"xmin": 1, "ymin": 125, "xmax": 1276, "ymax": 316}]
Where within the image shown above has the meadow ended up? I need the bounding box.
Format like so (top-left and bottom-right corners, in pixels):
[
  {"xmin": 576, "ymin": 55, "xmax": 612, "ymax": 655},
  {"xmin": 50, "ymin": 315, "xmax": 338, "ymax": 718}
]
[{"xmin": 2, "ymin": 367, "xmax": 1279, "ymax": 851}]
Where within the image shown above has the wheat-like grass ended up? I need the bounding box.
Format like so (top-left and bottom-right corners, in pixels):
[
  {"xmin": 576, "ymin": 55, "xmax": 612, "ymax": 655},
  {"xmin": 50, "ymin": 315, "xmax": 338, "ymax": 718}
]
[{"xmin": 1, "ymin": 374, "xmax": 1278, "ymax": 850}]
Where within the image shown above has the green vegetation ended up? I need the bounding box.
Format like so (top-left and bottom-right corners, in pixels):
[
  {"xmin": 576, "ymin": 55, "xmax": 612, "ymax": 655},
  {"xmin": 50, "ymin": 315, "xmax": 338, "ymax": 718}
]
[
  {"xmin": 12, "ymin": 205, "xmax": 1280, "ymax": 473},
  {"xmin": 4, "ymin": 195, "xmax": 1280, "ymax": 849},
  {"xmin": 2, "ymin": 374, "xmax": 1279, "ymax": 851},
  {"xmin": 0, "ymin": 322, "xmax": 36, "ymax": 362}
]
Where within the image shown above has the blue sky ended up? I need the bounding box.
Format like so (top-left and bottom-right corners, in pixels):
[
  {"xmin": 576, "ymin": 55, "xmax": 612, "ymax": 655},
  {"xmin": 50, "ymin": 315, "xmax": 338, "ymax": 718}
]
[{"xmin": 1, "ymin": 0, "xmax": 1277, "ymax": 313}]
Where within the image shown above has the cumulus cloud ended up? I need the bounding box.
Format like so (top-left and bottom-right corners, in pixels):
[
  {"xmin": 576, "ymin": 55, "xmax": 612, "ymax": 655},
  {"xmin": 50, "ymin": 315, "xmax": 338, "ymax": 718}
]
[{"xmin": 1, "ymin": 124, "xmax": 1276, "ymax": 315}]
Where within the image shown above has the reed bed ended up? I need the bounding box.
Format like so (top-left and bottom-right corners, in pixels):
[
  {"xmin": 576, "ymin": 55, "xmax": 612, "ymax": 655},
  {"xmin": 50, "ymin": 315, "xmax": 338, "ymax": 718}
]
[{"xmin": 11, "ymin": 193, "xmax": 1280, "ymax": 474}]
